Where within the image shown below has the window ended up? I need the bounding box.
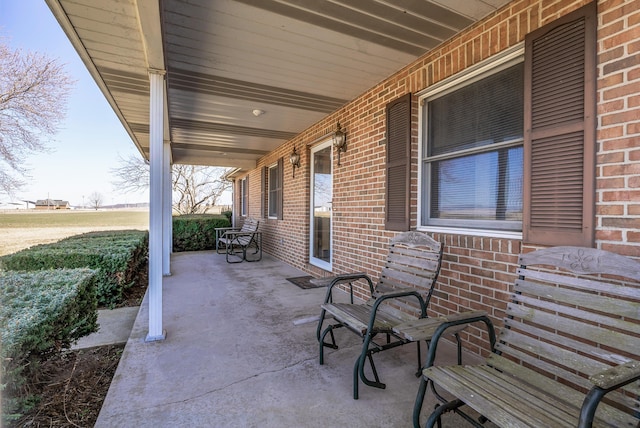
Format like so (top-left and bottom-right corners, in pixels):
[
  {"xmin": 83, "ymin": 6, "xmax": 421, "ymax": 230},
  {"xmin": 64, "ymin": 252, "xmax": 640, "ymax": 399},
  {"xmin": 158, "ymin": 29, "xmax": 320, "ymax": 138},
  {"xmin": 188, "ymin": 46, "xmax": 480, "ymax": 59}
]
[
  {"xmin": 240, "ymin": 177, "xmax": 248, "ymax": 216},
  {"xmin": 421, "ymin": 57, "xmax": 524, "ymax": 232},
  {"xmin": 419, "ymin": 2, "xmax": 595, "ymax": 244},
  {"xmin": 268, "ymin": 158, "xmax": 283, "ymax": 220}
]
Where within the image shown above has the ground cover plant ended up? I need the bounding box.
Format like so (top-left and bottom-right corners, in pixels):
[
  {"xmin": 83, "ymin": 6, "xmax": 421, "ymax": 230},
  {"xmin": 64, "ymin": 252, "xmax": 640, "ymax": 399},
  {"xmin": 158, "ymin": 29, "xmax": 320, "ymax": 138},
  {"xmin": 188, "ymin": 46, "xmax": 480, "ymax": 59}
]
[
  {"xmin": 0, "ymin": 230, "xmax": 148, "ymax": 307},
  {"xmin": 0, "ymin": 269, "xmax": 99, "ymax": 423}
]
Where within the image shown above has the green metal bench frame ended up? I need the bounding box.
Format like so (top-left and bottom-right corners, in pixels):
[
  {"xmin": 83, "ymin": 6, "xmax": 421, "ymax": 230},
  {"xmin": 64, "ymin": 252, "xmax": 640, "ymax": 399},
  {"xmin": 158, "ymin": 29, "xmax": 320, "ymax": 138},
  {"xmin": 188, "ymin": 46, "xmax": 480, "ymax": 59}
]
[
  {"xmin": 413, "ymin": 246, "xmax": 640, "ymax": 428},
  {"xmin": 215, "ymin": 218, "xmax": 261, "ymax": 263},
  {"xmin": 316, "ymin": 231, "xmax": 444, "ymax": 399}
]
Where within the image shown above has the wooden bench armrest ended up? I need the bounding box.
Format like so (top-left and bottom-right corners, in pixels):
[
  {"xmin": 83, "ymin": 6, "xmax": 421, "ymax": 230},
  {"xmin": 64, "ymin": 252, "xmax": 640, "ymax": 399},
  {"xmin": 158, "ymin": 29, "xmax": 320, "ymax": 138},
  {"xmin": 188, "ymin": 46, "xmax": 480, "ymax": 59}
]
[
  {"xmin": 589, "ymin": 360, "xmax": 640, "ymax": 390},
  {"xmin": 394, "ymin": 310, "xmax": 488, "ymax": 342}
]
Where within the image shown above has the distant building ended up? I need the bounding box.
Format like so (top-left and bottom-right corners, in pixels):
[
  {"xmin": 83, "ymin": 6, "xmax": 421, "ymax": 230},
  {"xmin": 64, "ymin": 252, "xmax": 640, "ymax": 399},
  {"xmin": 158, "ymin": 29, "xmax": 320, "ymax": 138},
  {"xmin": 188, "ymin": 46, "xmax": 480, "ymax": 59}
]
[{"xmin": 34, "ymin": 199, "xmax": 71, "ymax": 210}]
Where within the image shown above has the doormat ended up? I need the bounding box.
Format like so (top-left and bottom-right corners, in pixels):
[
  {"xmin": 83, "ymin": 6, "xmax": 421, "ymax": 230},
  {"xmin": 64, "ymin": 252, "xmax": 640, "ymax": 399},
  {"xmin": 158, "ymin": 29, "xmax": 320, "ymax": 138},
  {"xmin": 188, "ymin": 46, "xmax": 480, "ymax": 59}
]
[{"xmin": 286, "ymin": 276, "xmax": 323, "ymax": 289}]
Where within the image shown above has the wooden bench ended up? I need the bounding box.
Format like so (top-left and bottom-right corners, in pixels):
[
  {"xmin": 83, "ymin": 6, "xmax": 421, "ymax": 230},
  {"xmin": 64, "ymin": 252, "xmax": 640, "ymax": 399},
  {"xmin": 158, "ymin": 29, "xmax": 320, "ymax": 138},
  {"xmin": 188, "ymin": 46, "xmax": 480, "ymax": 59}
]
[
  {"xmin": 413, "ymin": 246, "xmax": 640, "ymax": 428},
  {"xmin": 317, "ymin": 231, "xmax": 444, "ymax": 399},
  {"xmin": 215, "ymin": 218, "xmax": 261, "ymax": 263}
]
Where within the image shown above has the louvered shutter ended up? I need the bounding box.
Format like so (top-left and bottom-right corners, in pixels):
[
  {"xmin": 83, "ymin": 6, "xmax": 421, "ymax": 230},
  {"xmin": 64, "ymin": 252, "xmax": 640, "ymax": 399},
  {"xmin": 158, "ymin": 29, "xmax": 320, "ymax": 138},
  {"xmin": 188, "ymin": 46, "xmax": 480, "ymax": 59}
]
[
  {"xmin": 523, "ymin": 2, "xmax": 596, "ymax": 246},
  {"xmin": 385, "ymin": 93, "xmax": 412, "ymax": 231}
]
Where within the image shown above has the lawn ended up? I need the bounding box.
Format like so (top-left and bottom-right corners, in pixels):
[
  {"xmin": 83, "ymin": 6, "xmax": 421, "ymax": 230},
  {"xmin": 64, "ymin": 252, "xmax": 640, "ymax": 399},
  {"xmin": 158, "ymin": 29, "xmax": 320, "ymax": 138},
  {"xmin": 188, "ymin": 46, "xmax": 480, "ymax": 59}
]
[{"xmin": 0, "ymin": 210, "xmax": 148, "ymax": 257}]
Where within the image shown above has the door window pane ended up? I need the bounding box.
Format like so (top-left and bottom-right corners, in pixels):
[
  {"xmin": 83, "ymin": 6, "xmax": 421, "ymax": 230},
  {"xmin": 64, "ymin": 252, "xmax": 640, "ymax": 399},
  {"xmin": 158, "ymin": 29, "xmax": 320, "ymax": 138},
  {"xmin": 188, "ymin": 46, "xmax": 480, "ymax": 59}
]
[{"xmin": 312, "ymin": 146, "xmax": 331, "ymax": 264}]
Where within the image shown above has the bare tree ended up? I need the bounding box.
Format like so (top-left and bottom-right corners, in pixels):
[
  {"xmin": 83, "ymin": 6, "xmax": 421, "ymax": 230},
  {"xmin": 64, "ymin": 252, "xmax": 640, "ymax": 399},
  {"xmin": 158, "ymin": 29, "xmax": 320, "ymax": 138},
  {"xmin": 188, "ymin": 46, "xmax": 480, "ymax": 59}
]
[
  {"xmin": 88, "ymin": 191, "xmax": 103, "ymax": 210},
  {"xmin": 0, "ymin": 39, "xmax": 74, "ymax": 195},
  {"xmin": 111, "ymin": 154, "xmax": 231, "ymax": 214}
]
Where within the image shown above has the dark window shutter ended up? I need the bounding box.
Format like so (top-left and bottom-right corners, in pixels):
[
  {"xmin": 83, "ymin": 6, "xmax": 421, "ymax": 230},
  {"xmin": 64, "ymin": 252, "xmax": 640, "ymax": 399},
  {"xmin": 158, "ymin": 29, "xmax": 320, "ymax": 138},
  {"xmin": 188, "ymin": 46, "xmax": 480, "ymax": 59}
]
[
  {"xmin": 385, "ymin": 93, "xmax": 412, "ymax": 231},
  {"xmin": 523, "ymin": 2, "xmax": 596, "ymax": 247},
  {"xmin": 277, "ymin": 157, "xmax": 284, "ymax": 220},
  {"xmin": 261, "ymin": 166, "xmax": 267, "ymax": 218}
]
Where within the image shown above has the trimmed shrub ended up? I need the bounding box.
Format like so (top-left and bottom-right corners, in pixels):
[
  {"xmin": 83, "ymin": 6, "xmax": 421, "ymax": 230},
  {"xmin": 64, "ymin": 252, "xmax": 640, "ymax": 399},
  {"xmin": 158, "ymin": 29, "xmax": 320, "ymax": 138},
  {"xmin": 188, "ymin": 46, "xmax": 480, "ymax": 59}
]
[
  {"xmin": 173, "ymin": 214, "xmax": 230, "ymax": 252},
  {"xmin": 0, "ymin": 269, "xmax": 98, "ymax": 421},
  {"xmin": 0, "ymin": 230, "xmax": 148, "ymax": 307}
]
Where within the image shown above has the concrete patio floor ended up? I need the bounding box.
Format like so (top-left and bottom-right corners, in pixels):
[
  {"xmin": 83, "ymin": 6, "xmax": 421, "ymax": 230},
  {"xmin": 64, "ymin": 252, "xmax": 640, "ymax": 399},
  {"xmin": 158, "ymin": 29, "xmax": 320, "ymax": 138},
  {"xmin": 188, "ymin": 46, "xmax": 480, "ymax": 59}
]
[{"xmin": 96, "ymin": 251, "xmax": 483, "ymax": 427}]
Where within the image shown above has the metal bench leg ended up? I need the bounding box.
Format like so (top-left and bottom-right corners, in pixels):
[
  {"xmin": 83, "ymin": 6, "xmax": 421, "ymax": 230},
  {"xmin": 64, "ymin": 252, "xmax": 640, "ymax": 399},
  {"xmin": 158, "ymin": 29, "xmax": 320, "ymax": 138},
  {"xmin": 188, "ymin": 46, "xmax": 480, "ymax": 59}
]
[
  {"xmin": 415, "ymin": 340, "xmax": 424, "ymax": 377},
  {"xmin": 425, "ymin": 399, "xmax": 464, "ymax": 428},
  {"xmin": 319, "ymin": 324, "xmax": 340, "ymax": 365},
  {"xmin": 225, "ymin": 243, "xmax": 244, "ymax": 263},
  {"xmin": 354, "ymin": 334, "xmax": 386, "ymax": 399}
]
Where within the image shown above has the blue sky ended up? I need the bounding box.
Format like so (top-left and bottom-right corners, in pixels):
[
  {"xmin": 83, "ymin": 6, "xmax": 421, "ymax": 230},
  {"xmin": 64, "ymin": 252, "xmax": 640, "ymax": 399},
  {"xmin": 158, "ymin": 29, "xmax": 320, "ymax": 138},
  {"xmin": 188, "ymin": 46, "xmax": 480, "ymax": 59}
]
[{"xmin": 0, "ymin": 0, "xmax": 148, "ymax": 207}]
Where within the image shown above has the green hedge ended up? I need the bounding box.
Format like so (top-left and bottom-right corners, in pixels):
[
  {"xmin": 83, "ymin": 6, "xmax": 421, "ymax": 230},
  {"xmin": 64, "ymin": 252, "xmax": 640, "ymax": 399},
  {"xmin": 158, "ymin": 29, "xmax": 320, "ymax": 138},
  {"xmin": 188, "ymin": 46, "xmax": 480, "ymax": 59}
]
[
  {"xmin": 173, "ymin": 214, "xmax": 230, "ymax": 252},
  {"xmin": 0, "ymin": 269, "xmax": 98, "ymax": 421},
  {"xmin": 0, "ymin": 230, "xmax": 148, "ymax": 307}
]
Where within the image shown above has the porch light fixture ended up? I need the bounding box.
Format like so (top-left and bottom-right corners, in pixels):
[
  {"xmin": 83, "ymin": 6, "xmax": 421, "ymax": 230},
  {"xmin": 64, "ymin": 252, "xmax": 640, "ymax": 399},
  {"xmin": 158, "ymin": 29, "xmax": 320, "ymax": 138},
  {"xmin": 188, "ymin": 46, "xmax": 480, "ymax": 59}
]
[
  {"xmin": 333, "ymin": 122, "xmax": 347, "ymax": 165},
  {"xmin": 289, "ymin": 146, "xmax": 301, "ymax": 178}
]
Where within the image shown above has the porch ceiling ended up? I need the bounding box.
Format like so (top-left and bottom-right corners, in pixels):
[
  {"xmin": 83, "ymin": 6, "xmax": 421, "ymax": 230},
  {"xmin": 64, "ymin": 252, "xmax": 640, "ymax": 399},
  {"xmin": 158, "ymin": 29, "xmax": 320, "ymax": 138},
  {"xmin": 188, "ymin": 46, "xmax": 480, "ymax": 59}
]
[{"xmin": 46, "ymin": 0, "xmax": 511, "ymax": 171}]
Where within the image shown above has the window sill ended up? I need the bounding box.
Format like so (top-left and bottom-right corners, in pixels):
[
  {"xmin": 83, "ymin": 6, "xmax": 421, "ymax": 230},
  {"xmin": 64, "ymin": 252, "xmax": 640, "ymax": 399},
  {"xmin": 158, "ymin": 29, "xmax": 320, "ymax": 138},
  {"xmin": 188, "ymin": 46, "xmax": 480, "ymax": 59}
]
[{"xmin": 418, "ymin": 226, "xmax": 522, "ymax": 240}]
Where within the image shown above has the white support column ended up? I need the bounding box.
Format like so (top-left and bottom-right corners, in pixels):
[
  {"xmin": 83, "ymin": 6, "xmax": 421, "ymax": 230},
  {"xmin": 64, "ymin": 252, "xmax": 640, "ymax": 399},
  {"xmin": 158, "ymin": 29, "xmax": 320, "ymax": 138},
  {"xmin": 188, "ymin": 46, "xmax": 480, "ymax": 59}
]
[
  {"xmin": 147, "ymin": 70, "xmax": 166, "ymax": 342},
  {"xmin": 162, "ymin": 141, "xmax": 172, "ymax": 276}
]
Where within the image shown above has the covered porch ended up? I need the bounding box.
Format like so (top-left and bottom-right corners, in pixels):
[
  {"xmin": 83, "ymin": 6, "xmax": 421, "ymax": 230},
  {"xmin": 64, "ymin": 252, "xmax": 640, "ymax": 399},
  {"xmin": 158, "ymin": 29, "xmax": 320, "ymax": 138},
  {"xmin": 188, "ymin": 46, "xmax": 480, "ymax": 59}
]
[{"xmin": 96, "ymin": 250, "xmax": 479, "ymax": 427}]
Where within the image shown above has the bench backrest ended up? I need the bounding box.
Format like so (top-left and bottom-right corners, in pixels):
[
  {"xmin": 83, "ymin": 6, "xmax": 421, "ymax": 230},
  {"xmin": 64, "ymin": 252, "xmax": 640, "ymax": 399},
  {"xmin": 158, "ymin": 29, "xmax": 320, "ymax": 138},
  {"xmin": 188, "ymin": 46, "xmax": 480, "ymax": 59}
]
[
  {"xmin": 373, "ymin": 231, "xmax": 443, "ymax": 319},
  {"xmin": 489, "ymin": 246, "xmax": 640, "ymax": 423},
  {"xmin": 239, "ymin": 218, "xmax": 259, "ymax": 233}
]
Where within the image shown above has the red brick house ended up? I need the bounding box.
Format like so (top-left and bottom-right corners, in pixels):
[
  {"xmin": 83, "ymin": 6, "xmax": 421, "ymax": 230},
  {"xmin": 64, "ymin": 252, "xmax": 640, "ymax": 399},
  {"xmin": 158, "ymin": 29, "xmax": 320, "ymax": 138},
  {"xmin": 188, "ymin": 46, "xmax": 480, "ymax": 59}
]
[
  {"xmin": 48, "ymin": 0, "xmax": 639, "ymax": 346},
  {"xmin": 220, "ymin": 0, "xmax": 639, "ymax": 354}
]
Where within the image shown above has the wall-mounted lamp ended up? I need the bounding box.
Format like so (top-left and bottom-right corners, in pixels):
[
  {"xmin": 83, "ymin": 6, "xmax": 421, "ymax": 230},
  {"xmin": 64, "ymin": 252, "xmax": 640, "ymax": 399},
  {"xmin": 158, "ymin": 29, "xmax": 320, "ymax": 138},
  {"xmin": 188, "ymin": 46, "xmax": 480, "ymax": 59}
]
[
  {"xmin": 289, "ymin": 146, "xmax": 301, "ymax": 178},
  {"xmin": 333, "ymin": 122, "xmax": 347, "ymax": 166}
]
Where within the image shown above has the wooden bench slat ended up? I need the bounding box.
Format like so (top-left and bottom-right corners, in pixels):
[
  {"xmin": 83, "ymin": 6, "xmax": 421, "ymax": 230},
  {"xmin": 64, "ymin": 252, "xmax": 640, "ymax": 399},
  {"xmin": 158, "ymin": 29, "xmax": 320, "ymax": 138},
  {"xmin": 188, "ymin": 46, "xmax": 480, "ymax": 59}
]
[
  {"xmin": 516, "ymin": 267, "xmax": 640, "ymax": 300},
  {"xmin": 379, "ymin": 270, "xmax": 434, "ymax": 290},
  {"xmin": 393, "ymin": 311, "xmax": 486, "ymax": 341},
  {"xmin": 497, "ymin": 329, "xmax": 610, "ymax": 381},
  {"xmin": 427, "ymin": 363, "xmax": 635, "ymax": 428},
  {"xmin": 494, "ymin": 338, "xmax": 640, "ymax": 416},
  {"xmin": 507, "ymin": 300, "xmax": 640, "ymax": 356},
  {"xmin": 321, "ymin": 303, "xmax": 401, "ymax": 334},
  {"xmin": 503, "ymin": 318, "xmax": 633, "ymax": 367},
  {"xmin": 518, "ymin": 246, "xmax": 640, "ymax": 279},
  {"xmin": 390, "ymin": 245, "xmax": 441, "ymax": 260},
  {"xmin": 515, "ymin": 277, "xmax": 640, "ymax": 319},
  {"xmin": 427, "ymin": 365, "xmax": 575, "ymax": 428},
  {"xmin": 486, "ymin": 355, "xmax": 639, "ymax": 426}
]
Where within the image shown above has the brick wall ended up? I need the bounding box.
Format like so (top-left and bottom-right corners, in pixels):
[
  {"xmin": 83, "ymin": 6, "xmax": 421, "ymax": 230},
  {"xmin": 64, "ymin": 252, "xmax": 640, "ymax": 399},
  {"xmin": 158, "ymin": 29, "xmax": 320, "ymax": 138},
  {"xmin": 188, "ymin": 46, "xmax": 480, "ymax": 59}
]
[
  {"xmin": 596, "ymin": 0, "xmax": 640, "ymax": 257},
  {"xmin": 235, "ymin": 0, "xmax": 639, "ymax": 355}
]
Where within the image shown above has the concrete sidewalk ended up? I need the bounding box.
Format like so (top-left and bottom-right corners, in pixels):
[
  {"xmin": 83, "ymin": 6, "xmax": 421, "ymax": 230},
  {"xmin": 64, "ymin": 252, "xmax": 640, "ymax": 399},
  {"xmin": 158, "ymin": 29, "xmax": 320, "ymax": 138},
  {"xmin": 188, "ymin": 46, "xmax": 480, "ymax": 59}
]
[
  {"xmin": 96, "ymin": 251, "xmax": 481, "ymax": 427},
  {"xmin": 72, "ymin": 306, "xmax": 140, "ymax": 350}
]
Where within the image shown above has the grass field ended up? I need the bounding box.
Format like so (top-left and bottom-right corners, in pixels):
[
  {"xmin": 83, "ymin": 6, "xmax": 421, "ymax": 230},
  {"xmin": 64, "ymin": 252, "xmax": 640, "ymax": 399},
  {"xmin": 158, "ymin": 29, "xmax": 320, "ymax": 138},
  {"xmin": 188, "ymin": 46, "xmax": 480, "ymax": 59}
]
[{"xmin": 0, "ymin": 210, "xmax": 148, "ymax": 257}]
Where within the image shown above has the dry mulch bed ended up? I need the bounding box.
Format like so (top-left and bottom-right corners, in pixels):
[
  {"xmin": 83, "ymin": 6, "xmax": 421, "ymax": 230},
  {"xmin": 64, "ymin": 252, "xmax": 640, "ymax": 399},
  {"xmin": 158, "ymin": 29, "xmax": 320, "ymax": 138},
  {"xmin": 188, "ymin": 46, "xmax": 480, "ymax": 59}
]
[{"xmin": 7, "ymin": 279, "xmax": 147, "ymax": 427}]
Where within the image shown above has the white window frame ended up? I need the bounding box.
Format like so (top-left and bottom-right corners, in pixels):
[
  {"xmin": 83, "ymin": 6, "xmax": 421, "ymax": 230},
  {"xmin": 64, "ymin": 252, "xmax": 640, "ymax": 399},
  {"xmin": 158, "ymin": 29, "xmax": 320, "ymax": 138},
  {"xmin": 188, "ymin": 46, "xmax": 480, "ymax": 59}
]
[
  {"xmin": 267, "ymin": 162, "xmax": 279, "ymax": 219},
  {"xmin": 417, "ymin": 44, "xmax": 525, "ymax": 239},
  {"xmin": 240, "ymin": 177, "xmax": 248, "ymax": 217}
]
